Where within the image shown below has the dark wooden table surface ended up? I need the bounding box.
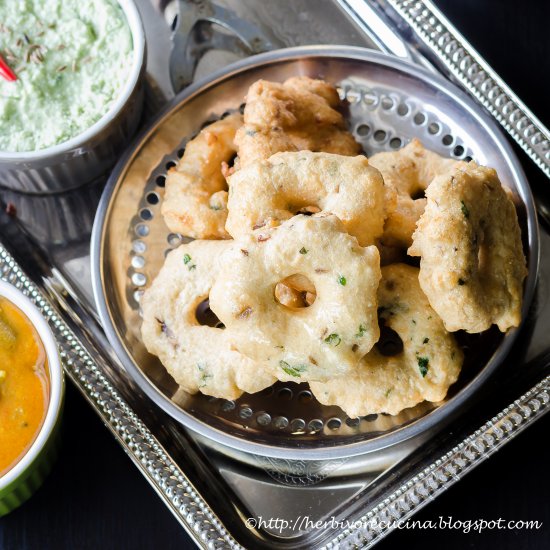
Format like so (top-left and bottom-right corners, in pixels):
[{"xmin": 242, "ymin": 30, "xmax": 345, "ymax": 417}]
[{"xmin": 1, "ymin": 1, "xmax": 549, "ymax": 548}]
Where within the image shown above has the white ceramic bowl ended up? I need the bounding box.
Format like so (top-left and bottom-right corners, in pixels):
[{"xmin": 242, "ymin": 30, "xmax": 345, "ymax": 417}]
[
  {"xmin": 0, "ymin": 0, "xmax": 146, "ymax": 194},
  {"xmin": 0, "ymin": 281, "xmax": 65, "ymax": 516}
]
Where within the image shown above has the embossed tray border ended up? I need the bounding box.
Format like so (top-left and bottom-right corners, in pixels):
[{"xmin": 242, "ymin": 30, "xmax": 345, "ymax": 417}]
[
  {"xmin": 386, "ymin": 0, "xmax": 550, "ymax": 179},
  {"xmin": 322, "ymin": 377, "xmax": 549, "ymax": 548}
]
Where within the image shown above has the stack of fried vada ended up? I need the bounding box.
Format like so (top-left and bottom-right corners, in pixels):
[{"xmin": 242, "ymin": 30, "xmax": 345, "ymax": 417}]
[{"xmin": 142, "ymin": 76, "xmax": 527, "ymax": 417}]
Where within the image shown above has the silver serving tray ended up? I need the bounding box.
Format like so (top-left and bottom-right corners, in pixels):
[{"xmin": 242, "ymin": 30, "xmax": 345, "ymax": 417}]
[
  {"xmin": 91, "ymin": 47, "xmax": 538, "ymax": 466},
  {"xmin": 1, "ymin": 0, "xmax": 549, "ymax": 548}
]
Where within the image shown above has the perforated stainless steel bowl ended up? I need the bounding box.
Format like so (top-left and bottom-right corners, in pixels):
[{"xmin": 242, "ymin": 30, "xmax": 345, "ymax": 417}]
[{"xmin": 91, "ymin": 46, "xmax": 538, "ymax": 465}]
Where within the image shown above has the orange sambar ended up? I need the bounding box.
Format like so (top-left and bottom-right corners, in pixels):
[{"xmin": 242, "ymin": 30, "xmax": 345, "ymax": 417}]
[{"xmin": 0, "ymin": 297, "xmax": 49, "ymax": 476}]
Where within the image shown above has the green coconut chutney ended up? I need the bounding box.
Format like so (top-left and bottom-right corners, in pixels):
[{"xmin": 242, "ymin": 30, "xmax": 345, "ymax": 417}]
[{"xmin": 0, "ymin": 0, "xmax": 133, "ymax": 152}]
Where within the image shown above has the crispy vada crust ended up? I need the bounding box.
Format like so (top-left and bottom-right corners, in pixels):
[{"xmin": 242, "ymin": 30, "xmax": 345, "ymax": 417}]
[
  {"xmin": 408, "ymin": 161, "xmax": 527, "ymax": 333},
  {"xmin": 209, "ymin": 214, "xmax": 381, "ymax": 382},
  {"xmin": 310, "ymin": 264, "xmax": 463, "ymax": 417},
  {"xmin": 141, "ymin": 241, "xmax": 276, "ymax": 399},
  {"xmin": 369, "ymin": 139, "xmax": 457, "ymax": 248},
  {"xmin": 235, "ymin": 76, "xmax": 361, "ymax": 167},
  {"xmin": 226, "ymin": 151, "xmax": 386, "ymax": 246},
  {"xmin": 162, "ymin": 114, "xmax": 242, "ymax": 239}
]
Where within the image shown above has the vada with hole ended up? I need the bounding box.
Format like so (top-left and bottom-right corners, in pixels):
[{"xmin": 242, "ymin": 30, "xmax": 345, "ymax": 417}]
[
  {"xmin": 310, "ymin": 264, "xmax": 463, "ymax": 416},
  {"xmin": 141, "ymin": 240, "xmax": 276, "ymax": 399},
  {"xmin": 209, "ymin": 214, "xmax": 381, "ymax": 382}
]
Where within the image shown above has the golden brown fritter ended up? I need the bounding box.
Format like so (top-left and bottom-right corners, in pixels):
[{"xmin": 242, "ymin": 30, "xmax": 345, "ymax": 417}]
[
  {"xmin": 409, "ymin": 161, "xmax": 527, "ymax": 333},
  {"xmin": 235, "ymin": 76, "xmax": 361, "ymax": 167}
]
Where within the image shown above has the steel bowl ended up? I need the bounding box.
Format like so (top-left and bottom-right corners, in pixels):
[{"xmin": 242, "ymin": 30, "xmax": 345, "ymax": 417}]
[
  {"xmin": 92, "ymin": 47, "xmax": 539, "ymax": 466},
  {"xmin": 0, "ymin": 0, "xmax": 145, "ymax": 194}
]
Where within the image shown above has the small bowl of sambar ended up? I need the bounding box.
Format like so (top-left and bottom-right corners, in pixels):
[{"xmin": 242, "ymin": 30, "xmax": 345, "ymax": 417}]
[{"xmin": 0, "ymin": 281, "xmax": 64, "ymax": 516}]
